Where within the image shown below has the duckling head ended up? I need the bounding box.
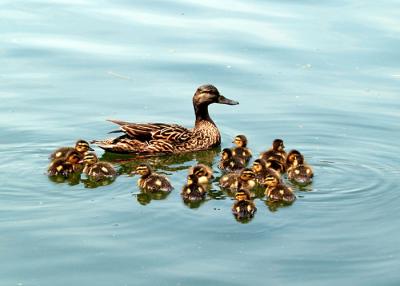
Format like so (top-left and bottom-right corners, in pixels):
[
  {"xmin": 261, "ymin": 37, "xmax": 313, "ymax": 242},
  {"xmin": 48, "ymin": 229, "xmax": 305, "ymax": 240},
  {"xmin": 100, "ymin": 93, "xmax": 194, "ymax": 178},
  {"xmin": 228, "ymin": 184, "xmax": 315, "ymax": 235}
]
[
  {"xmin": 235, "ymin": 189, "xmax": 251, "ymax": 201},
  {"xmin": 252, "ymin": 159, "xmax": 265, "ymax": 173},
  {"xmin": 134, "ymin": 164, "xmax": 152, "ymax": 176},
  {"xmin": 233, "ymin": 135, "xmax": 248, "ymax": 148},
  {"xmin": 272, "ymin": 139, "xmax": 285, "ymax": 151},
  {"xmin": 65, "ymin": 150, "xmax": 82, "ymax": 164},
  {"xmin": 191, "ymin": 164, "xmax": 213, "ymax": 179},
  {"xmin": 221, "ymin": 148, "xmax": 233, "ymax": 160},
  {"xmin": 82, "ymin": 152, "xmax": 98, "ymax": 165},
  {"xmin": 239, "ymin": 168, "xmax": 255, "ymax": 181},
  {"xmin": 264, "ymin": 170, "xmax": 280, "ymax": 187},
  {"xmin": 287, "ymin": 149, "xmax": 302, "ymax": 165},
  {"xmin": 75, "ymin": 140, "xmax": 94, "ymax": 153}
]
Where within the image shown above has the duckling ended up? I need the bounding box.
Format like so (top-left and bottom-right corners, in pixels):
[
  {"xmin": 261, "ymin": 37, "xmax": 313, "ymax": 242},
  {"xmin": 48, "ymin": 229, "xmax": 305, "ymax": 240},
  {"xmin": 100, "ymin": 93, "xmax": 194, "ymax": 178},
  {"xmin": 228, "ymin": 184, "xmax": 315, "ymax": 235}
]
[
  {"xmin": 134, "ymin": 164, "xmax": 173, "ymax": 193},
  {"xmin": 287, "ymin": 155, "xmax": 314, "ymax": 185},
  {"xmin": 259, "ymin": 139, "xmax": 287, "ymax": 166},
  {"xmin": 48, "ymin": 150, "xmax": 82, "ymax": 177},
  {"xmin": 252, "ymin": 159, "xmax": 281, "ymax": 186},
  {"xmin": 81, "ymin": 152, "xmax": 116, "ymax": 181},
  {"xmin": 181, "ymin": 174, "xmax": 207, "ymax": 202},
  {"xmin": 264, "ymin": 158, "xmax": 286, "ymax": 174},
  {"xmin": 49, "ymin": 139, "xmax": 93, "ymax": 161},
  {"xmin": 265, "ymin": 178, "xmax": 296, "ymax": 203},
  {"xmin": 218, "ymin": 148, "xmax": 245, "ymax": 172},
  {"xmin": 232, "ymin": 189, "xmax": 257, "ymax": 220},
  {"xmin": 286, "ymin": 149, "xmax": 302, "ymax": 170},
  {"xmin": 231, "ymin": 135, "xmax": 252, "ymax": 163},
  {"xmin": 188, "ymin": 164, "xmax": 214, "ymax": 186},
  {"xmin": 219, "ymin": 168, "xmax": 256, "ymax": 193}
]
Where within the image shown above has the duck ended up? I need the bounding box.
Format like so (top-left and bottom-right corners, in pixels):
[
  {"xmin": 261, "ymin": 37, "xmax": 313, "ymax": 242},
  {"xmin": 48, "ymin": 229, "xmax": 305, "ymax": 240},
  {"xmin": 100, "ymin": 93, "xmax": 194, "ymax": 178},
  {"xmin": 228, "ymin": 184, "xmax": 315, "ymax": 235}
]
[
  {"xmin": 181, "ymin": 174, "xmax": 207, "ymax": 202},
  {"xmin": 49, "ymin": 139, "xmax": 93, "ymax": 161},
  {"xmin": 219, "ymin": 168, "xmax": 256, "ymax": 193},
  {"xmin": 81, "ymin": 152, "xmax": 116, "ymax": 181},
  {"xmin": 91, "ymin": 85, "xmax": 239, "ymax": 154},
  {"xmin": 231, "ymin": 135, "xmax": 252, "ymax": 163},
  {"xmin": 287, "ymin": 154, "xmax": 314, "ymax": 185},
  {"xmin": 259, "ymin": 139, "xmax": 287, "ymax": 167},
  {"xmin": 218, "ymin": 148, "xmax": 245, "ymax": 172},
  {"xmin": 251, "ymin": 159, "xmax": 281, "ymax": 186},
  {"xmin": 48, "ymin": 150, "xmax": 82, "ymax": 177},
  {"xmin": 265, "ymin": 179, "xmax": 296, "ymax": 203},
  {"xmin": 232, "ymin": 189, "xmax": 257, "ymax": 220},
  {"xmin": 134, "ymin": 164, "xmax": 173, "ymax": 192},
  {"xmin": 187, "ymin": 164, "xmax": 214, "ymax": 186}
]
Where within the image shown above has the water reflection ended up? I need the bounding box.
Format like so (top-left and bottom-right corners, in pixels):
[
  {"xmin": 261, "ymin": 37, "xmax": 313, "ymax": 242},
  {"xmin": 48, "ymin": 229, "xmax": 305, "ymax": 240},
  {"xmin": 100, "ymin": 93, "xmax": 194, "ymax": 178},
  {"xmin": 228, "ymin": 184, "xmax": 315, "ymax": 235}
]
[{"xmin": 135, "ymin": 191, "xmax": 171, "ymax": 205}]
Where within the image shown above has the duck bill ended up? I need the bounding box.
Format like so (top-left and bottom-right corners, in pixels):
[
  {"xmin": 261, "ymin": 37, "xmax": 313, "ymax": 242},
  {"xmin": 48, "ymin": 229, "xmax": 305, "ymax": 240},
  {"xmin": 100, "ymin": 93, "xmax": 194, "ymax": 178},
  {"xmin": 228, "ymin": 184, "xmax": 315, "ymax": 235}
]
[{"xmin": 218, "ymin": 95, "xmax": 239, "ymax": 105}]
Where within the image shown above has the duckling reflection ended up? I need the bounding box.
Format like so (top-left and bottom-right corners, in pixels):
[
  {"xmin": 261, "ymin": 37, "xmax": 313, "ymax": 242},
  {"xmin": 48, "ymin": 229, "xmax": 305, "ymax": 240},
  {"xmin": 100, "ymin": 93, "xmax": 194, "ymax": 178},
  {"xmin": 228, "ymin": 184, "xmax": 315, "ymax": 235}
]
[
  {"xmin": 135, "ymin": 191, "xmax": 170, "ymax": 206},
  {"xmin": 103, "ymin": 147, "xmax": 220, "ymax": 175}
]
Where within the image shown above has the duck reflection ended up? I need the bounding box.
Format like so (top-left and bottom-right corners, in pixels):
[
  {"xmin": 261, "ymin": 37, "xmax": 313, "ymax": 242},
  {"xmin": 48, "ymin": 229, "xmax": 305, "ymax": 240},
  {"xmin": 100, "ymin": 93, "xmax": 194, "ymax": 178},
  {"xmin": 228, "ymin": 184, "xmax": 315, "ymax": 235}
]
[{"xmin": 135, "ymin": 190, "xmax": 171, "ymax": 205}]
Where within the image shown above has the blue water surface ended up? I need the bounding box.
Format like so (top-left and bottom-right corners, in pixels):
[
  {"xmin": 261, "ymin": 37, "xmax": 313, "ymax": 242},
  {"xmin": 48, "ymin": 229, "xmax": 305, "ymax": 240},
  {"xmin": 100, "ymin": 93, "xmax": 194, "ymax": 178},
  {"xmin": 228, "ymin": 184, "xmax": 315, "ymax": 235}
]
[{"xmin": 1, "ymin": 1, "xmax": 399, "ymax": 285}]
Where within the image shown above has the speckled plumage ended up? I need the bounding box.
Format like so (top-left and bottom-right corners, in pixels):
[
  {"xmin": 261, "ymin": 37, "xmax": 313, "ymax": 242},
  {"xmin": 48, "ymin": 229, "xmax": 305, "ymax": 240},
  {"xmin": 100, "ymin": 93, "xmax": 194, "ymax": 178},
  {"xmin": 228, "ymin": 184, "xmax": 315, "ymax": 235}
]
[{"xmin": 92, "ymin": 85, "xmax": 238, "ymax": 154}]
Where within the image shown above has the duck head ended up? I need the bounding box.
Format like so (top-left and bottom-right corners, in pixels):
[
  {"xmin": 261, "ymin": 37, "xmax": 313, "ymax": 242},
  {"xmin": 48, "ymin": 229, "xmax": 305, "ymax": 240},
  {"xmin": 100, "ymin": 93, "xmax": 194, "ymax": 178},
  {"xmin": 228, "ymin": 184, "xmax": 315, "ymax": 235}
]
[{"xmin": 193, "ymin": 84, "xmax": 238, "ymax": 122}]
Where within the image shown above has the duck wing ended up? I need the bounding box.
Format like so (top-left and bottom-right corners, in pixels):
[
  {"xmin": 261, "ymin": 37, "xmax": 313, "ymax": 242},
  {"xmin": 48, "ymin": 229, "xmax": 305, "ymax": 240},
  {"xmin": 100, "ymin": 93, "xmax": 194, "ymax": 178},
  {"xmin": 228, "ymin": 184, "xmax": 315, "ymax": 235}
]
[{"xmin": 108, "ymin": 119, "xmax": 192, "ymax": 143}]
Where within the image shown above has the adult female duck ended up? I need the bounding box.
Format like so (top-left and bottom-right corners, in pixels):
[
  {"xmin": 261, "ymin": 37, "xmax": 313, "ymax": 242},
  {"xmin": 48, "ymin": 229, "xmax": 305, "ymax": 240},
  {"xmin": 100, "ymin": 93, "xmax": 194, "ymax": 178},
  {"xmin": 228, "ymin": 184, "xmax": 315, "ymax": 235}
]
[{"xmin": 92, "ymin": 85, "xmax": 239, "ymax": 154}]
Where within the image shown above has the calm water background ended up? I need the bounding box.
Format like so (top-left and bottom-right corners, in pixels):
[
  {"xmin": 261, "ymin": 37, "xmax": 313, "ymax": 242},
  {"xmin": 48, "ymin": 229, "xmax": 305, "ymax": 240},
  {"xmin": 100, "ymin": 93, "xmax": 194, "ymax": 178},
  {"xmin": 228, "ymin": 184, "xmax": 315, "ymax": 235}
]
[{"xmin": 1, "ymin": 0, "xmax": 399, "ymax": 285}]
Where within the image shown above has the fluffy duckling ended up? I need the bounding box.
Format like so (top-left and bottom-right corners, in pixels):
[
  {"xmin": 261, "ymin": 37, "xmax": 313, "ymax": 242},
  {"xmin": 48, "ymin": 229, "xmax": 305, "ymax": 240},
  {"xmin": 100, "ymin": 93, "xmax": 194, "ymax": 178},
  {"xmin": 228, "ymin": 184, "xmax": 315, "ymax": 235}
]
[
  {"xmin": 49, "ymin": 139, "xmax": 93, "ymax": 161},
  {"xmin": 81, "ymin": 152, "xmax": 116, "ymax": 181},
  {"xmin": 287, "ymin": 155, "xmax": 314, "ymax": 185},
  {"xmin": 286, "ymin": 149, "xmax": 302, "ymax": 170},
  {"xmin": 188, "ymin": 164, "xmax": 214, "ymax": 186},
  {"xmin": 231, "ymin": 135, "xmax": 252, "ymax": 163},
  {"xmin": 252, "ymin": 159, "xmax": 281, "ymax": 186},
  {"xmin": 218, "ymin": 148, "xmax": 245, "ymax": 172},
  {"xmin": 219, "ymin": 168, "xmax": 256, "ymax": 193},
  {"xmin": 48, "ymin": 150, "xmax": 82, "ymax": 177},
  {"xmin": 134, "ymin": 164, "xmax": 173, "ymax": 193},
  {"xmin": 264, "ymin": 158, "xmax": 286, "ymax": 174},
  {"xmin": 259, "ymin": 139, "xmax": 287, "ymax": 166},
  {"xmin": 181, "ymin": 174, "xmax": 207, "ymax": 201},
  {"xmin": 265, "ymin": 178, "xmax": 296, "ymax": 203},
  {"xmin": 232, "ymin": 189, "xmax": 257, "ymax": 220}
]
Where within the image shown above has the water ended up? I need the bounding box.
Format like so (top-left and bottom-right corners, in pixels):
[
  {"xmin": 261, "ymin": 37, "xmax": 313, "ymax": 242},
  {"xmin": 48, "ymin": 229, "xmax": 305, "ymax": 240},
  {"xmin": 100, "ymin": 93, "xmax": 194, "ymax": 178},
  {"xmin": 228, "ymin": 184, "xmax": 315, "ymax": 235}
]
[{"xmin": 1, "ymin": 0, "xmax": 399, "ymax": 285}]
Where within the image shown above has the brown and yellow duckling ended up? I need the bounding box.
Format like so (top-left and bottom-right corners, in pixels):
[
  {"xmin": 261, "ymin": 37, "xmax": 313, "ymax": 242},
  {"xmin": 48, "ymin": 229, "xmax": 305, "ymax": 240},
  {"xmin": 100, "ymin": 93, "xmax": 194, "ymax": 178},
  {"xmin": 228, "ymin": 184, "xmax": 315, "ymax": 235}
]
[
  {"xmin": 134, "ymin": 164, "xmax": 173, "ymax": 193},
  {"xmin": 188, "ymin": 164, "xmax": 214, "ymax": 187},
  {"xmin": 287, "ymin": 154, "xmax": 314, "ymax": 185},
  {"xmin": 48, "ymin": 150, "xmax": 82, "ymax": 177},
  {"xmin": 259, "ymin": 139, "xmax": 287, "ymax": 168},
  {"xmin": 49, "ymin": 139, "xmax": 93, "ymax": 161},
  {"xmin": 181, "ymin": 174, "xmax": 207, "ymax": 202},
  {"xmin": 231, "ymin": 135, "xmax": 252, "ymax": 164},
  {"xmin": 286, "ymin": 149, "xmax": 302, "ymax": 170},
  {"xmin": 81, "ymin": 152, "xmax": 116, "ymax": 181},
  {"xmin": 218, "ymin": 148, "xmax": 245, "ymax": 172},
  {"xmin": 252, "ymin": 159, "xmax": 281, "ymax": 186},
  {"xmin": 219, "ymin": 168, "xmax": 256, "ymax": 193},
  {"xmin": 232, "ymin": 189, "xmax": 257, "ymax": 220},
  {"xmin": 265, "ymin": 178, "xmax": 296, "ymax": 203}
]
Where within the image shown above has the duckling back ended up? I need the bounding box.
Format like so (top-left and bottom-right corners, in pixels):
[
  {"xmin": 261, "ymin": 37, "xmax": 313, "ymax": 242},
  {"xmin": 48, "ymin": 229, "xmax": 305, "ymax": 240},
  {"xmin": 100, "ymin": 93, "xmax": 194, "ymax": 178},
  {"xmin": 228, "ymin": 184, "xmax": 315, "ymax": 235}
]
[
  {"xmin": 265, "ymin": 183, "xmax": 296, "ymax": 203},
  {"xmin": 139, "ymin": 174, "xmax": 173, "ymax": 193},
  {"xmin": 85, "ymin": 162, "xmax": 117, "ymax": 181}
]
